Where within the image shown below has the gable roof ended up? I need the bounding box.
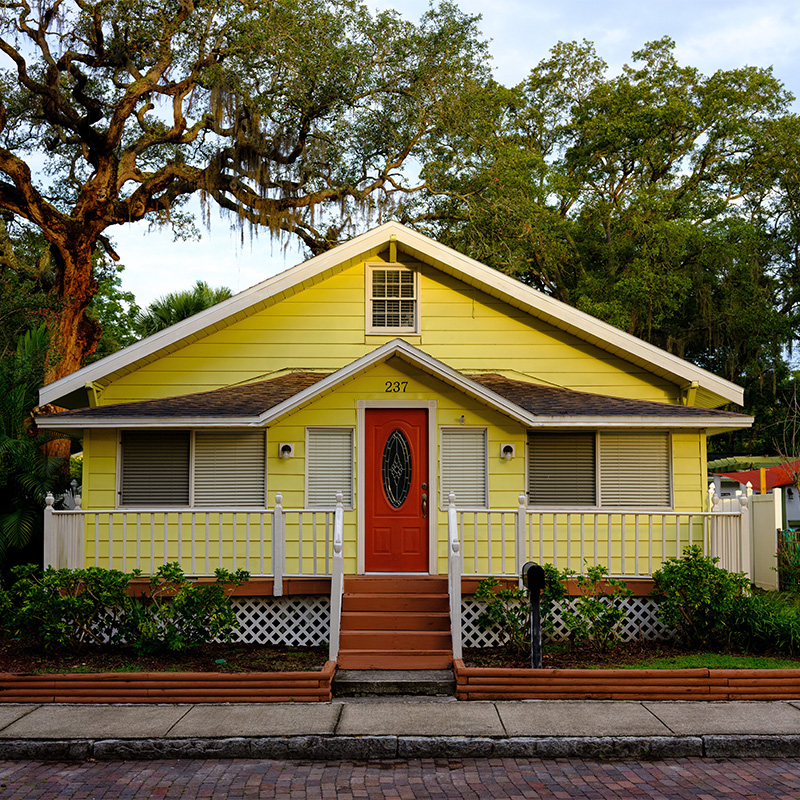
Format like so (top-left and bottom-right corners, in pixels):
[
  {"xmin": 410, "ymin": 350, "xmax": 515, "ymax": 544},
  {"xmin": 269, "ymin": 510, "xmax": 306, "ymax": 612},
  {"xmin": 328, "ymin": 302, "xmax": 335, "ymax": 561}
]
[
  {"xmin": 39, "ymin": 221, "xmax": 744, "ymax": 409},
  {"xmin": 37, "ymin": 340, "xmax": 751, "ymax": 433}
]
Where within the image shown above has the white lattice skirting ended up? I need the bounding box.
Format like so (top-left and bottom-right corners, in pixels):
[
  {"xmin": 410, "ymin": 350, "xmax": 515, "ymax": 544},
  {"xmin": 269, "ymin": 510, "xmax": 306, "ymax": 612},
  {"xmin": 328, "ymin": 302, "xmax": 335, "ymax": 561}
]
[
  {"xmin": 461, "ymin": 596, "xmax": 672, "ymax": 648},
  {"xmin": 230, "ymin": 596, "xmax": 331, "ymax": 646},
  {"xmin": 228, "ymin": 595, "xmax": 669, "ymax": 648}
]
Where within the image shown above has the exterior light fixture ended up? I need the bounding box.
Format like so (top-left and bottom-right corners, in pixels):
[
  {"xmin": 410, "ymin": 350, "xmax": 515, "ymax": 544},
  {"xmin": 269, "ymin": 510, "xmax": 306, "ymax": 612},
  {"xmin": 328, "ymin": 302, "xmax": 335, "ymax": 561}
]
[
  {"xmin": 279, "ymin": 443, "xmax": 294, "ymax": 459},
  {"xmin": 500, "ymin": 443, "xmax": 515, "ymax": 460}
]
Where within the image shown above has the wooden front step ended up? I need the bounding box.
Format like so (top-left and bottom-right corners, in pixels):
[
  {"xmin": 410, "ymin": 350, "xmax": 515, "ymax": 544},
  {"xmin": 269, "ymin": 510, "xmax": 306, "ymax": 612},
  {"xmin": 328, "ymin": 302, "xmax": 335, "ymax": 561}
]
[{"xmin": 337, "ymin": 576, "xmax": 453, "ymax": 670}]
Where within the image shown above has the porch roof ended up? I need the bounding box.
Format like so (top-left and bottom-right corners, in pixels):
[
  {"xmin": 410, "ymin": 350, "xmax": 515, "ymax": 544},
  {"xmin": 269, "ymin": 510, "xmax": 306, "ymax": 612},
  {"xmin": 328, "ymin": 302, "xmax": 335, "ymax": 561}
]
[{"xmin": 36, "ymin": 342, "xmax": 751, "ymax": 432}]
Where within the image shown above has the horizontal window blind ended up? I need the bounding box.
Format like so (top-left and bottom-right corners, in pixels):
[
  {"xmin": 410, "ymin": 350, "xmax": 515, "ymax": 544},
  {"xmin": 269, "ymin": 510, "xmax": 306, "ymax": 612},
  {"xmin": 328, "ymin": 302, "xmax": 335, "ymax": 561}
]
[
  {"xmin": 307, "ymin": 428, "xmax": 354, "ymax": 508},
  {"xmin": 441, "ymin": 428, "xmax": 487, "ymax": 508},
  {"xmin": 120, "ymin": 431, "xmax": 190, "ymax": 506},
  {"xmin": 528, "ymin": 432, "xmax": 596, "ymax": 506},
  {"xmin": 194, "ymin": 431, "xmax": 266, "ymax": 507},
  {"xmin": 599, "ymin": 432, "xmax": 670, "ymax": 507}
]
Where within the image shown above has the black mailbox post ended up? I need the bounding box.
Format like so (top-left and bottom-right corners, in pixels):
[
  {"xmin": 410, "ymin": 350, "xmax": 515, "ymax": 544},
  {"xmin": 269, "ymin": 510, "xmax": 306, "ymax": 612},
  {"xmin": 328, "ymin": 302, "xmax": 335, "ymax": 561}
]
[{"xmin": 521, "ymin": 562, "xmax": 546, "ymax": 669}]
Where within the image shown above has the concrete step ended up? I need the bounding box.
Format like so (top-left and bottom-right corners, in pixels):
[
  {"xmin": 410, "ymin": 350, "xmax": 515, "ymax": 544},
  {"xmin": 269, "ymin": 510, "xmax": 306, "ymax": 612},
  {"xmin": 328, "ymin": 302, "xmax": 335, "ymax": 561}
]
[{"xmin": 333, "ymin": 669, "xmax": 456, "ymax": 697}]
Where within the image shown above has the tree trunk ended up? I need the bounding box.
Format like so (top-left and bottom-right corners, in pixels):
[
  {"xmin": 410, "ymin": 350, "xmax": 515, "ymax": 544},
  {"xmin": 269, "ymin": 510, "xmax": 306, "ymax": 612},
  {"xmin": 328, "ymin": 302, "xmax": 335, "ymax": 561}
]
[
  {"xmin": 44, "ymin": 238, "xmax": 101, "ymax": 386},
  {"xmin": 41, "ymin": 238, "xmax": 101, "ymax": 461}
]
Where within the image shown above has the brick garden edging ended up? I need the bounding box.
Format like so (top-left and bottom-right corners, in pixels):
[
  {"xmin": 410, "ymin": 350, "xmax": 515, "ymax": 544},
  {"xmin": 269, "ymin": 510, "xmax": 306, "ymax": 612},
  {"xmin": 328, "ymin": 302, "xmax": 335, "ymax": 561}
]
[
  {"xmin": 0, "ymin": 661, "xmax": 336, "ymax": 703},
  {"xmin": 453, "ymin": 660, "xmax": 800, "ymax": 701}
]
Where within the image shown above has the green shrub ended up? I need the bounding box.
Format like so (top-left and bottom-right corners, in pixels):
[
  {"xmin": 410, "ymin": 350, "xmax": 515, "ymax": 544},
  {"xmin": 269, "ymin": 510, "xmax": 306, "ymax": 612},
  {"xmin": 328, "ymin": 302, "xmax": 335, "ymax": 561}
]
[
  {"xmin": 10, "ymin": 564, "xmax": 135, "ymax": 649},
  {"xmin": 777, "ymin": 529, "xmax": 800, "ymax": 591},
  {"xmin": 474, "ymin": 566, "xmax": 569, "ymax": 654},
  {"xmin": 727, "ymin": 592, "xmax": 800, "ymax": 656},
  {"xmin": 560, "ymin": 563, "xmax": 633, "ymax": 652},
  {"xmin": 7, "ymin": 562, "xmax": 249, "ymax": 652},
  {"xmin": 129, "ymin": 562, "xmax": 249, "ymax": 653},
  {"xmin": 474, "ymin": 578, "xmax": 530, "ymax": 654},
  {"xmin": 651, "ymin": 546, "xmax": 750, "ymax": 648}
]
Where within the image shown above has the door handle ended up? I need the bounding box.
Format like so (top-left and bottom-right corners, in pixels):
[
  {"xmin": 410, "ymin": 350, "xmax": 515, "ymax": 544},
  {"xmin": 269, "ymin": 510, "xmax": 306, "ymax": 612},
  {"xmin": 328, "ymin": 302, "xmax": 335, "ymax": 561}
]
[{"xmin": 421, "ymin": 492, "xmax": 428, "ymax": 519}]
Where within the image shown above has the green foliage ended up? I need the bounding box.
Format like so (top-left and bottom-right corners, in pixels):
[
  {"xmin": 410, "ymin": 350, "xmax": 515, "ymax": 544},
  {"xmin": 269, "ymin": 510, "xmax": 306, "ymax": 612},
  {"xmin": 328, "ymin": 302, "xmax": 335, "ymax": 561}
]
[
  {"xmin": 652, "ymin": 546, "xmax": 751, "ymax": 648},
  {"xmin": 129, "ymin": 563, "xmax": 250, "ymax": 653},
  {"xmin": 9, "ymin": 565, "xmax": 135, "ymax": 649},
  {"xmin": 415, "ymin": 37, "xmax": 800, "ymax": 438},
  {"xmin": 0, "ymin": 324, "xmax": 72, "ymax": 580},
  {"xmin": 4, "ymin": 563, "xmax": 249, "ymax": 652},
  {"xmin": 133, "ymin": 281, "xmax": 233, "ymax": 338},
  {"xmin": 474, "ymin": 566, "xmax": 569, "ymax": 654},
  {"xmin": 560, "ymin": 563, "xmax": 633, "ymax": 652},
  {"xmin": 777, "ymin": 529, "xmax": 800, "ymax": 592},
  {"xmin": 474, "ymin": 578, "xmax": 529, "ymax": 654},
  {"xmin": 726, "ymin": 592, "xmax": 800, "ymax": 657},
  {"xmin": 85, "ymin": 261, "xmax": 140, "ymax": 363}
]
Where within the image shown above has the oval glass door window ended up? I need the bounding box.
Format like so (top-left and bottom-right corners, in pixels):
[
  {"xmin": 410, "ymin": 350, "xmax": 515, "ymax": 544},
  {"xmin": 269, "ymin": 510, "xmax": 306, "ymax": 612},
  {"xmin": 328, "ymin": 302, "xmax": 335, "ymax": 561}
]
[{"xmin": 382, "ymin": 429, "xmax": 412, "ymax": 508}]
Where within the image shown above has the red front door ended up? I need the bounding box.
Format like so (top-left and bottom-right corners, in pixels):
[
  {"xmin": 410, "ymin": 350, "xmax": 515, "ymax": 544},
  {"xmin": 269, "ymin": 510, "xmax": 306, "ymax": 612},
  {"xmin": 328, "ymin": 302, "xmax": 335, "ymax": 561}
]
[{"xmin": 365, "ymin": 408, "xmax": 429, "ymax": 572}]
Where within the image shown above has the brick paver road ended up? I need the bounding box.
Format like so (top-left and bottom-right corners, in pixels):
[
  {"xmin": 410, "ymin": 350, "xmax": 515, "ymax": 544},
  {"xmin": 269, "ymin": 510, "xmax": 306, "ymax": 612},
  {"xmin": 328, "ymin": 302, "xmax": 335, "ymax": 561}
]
[{"xmin": 2, "ymin": 757, "xmax": 800, "ymax": 799}]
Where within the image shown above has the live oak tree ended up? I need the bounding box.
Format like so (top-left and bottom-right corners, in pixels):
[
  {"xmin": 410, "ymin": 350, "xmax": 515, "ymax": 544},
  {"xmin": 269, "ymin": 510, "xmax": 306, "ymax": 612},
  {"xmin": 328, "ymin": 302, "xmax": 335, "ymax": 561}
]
[{"xmin": 0, "ymin": 0, "xmax": 487, "ymax": 383}]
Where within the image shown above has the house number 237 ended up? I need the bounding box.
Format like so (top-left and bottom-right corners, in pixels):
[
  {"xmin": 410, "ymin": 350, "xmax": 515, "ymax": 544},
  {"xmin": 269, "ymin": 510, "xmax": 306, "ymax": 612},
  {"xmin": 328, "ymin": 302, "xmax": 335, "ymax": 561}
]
[{"xmin": 384, "ymin": 381, "xmax": 408, "ymax": 393}]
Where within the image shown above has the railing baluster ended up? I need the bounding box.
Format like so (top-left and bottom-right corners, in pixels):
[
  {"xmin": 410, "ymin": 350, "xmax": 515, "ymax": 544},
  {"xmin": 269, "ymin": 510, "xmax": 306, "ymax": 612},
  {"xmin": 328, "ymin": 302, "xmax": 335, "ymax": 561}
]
[
  {"xmin": 634, "ymin": 515, "xmax": 640, "ymax": 577},
  {"xmin": 136, "ymin": 514, "xmax": 141, "ymax": 571},
  {"xmin": 246, "ymin": 513, "xmax": 251, "ymax": 573},
  {"xmin": 192, "ymin": 514, "xmax": 196, "ymax": 575},
  {"xmin": 205, "ymin": 514, "xmax": 210, "ymax": 575},
  {"xmin": 94, "ymin": 515, "xmax": 100, "ymax": 568},
  {"xmin": 218, "ymin": 512, "xmax": 223, "ymax": 570},
  {"xmin": 108, "ymin": 513, "xmax": 113, "ymax": 569},
  {"xmin": 620, "ymin": 515, "xmax": 626, "ymax": 575}
]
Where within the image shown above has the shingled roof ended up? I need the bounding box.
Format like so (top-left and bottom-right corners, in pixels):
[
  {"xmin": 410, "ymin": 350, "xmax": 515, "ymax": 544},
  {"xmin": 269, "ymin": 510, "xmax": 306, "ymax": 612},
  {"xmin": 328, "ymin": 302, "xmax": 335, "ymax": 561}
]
[
  {"xmin": 37, "ymin": 367, "xmax": 749, "ymax": 428},
  {"xmin": 468, "ymin": 374, "xmax": 749, "ymax": 421},
  {"xmin": 39, "ymin": 372, "xmax": 330, "ymax": 421}
]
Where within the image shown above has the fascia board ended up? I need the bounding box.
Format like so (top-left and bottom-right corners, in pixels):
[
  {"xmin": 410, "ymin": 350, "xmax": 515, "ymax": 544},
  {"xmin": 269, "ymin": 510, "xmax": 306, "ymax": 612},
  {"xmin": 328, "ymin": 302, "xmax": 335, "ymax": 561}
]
[
  {"xmin": 523, "ymin": 415, "xmax": 754, "ymax": 429},
  {"xmin": 37, "ymin": 416, "xmax": 262, "ymax": 429},
  {"xmin": 38, "ymin": 224, "xmax": 400, "ymax": 407}
]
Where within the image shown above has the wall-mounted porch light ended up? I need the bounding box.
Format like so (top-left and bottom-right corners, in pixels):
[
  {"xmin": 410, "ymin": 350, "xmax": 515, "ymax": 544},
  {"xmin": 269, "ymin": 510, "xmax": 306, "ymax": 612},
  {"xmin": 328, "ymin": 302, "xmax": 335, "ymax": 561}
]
[
  {"xmin": 500, "ymin": 443, "xmax": 515, "ymax": 460},
  {"xmin": 279, "ymin": 443, "xmax": 294, "ymax": 459}
]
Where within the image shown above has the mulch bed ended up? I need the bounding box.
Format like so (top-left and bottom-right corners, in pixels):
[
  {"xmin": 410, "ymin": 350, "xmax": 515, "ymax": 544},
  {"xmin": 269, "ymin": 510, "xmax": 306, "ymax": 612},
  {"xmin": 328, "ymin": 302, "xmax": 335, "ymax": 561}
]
[
  {"xmin": 0, "ymin": 639, "xmax": 329, "ymax": 675},
  {"xmin": 463, "ymin": 640, "xmax": 800, "ymax": 670}
]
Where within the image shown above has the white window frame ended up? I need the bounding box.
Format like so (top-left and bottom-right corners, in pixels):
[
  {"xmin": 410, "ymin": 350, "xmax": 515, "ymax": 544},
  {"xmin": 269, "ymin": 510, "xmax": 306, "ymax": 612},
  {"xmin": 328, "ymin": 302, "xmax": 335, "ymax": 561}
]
[
  {"xmin": 117, "ymin": 429, "xmax": 268, "ymax": 509},
  {"xmin": 304, "ymin": 426, "xmax": 355, "ymax": 510},
  {"xmin": 365, "ymin": 262, "xmax": 420, "ymax": 335},
  {"xmin": 439, "ymin": 426, "xmax": 489, "ymax": 510},
  {"xmin": 526, "ymin": 430, "xmax": 673, "ymax": 511}
]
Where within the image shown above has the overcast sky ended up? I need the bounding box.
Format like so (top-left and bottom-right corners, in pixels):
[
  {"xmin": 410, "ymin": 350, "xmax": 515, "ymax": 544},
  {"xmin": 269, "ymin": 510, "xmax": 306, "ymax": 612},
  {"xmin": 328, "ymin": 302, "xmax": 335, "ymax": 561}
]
[{"xmin": 113, "ymin": 0, "xmax": 800, "ymax": 307}]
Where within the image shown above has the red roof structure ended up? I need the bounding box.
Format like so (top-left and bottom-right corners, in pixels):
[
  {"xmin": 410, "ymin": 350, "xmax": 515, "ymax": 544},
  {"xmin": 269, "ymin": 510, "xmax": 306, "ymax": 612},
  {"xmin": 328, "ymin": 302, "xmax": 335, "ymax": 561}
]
[{"xmin": 715, "ymin": 461, "xmax": 800, "ymax": 492}]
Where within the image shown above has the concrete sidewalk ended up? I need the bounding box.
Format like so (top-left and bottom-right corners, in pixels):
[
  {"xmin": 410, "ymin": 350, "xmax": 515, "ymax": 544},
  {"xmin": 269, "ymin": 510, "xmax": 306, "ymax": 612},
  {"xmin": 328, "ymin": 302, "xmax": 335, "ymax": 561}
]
[{"xmin": 4, "ymin": 698, "xmax": 800, "ymax": 760}]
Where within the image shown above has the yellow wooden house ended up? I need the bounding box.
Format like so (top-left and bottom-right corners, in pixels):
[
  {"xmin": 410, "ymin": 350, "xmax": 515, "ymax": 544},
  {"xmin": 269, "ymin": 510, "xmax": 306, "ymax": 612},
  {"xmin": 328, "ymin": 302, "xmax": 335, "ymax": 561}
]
[{"xmin": 38, "ymin": 222, "xmax": 751, "ymax": 667}]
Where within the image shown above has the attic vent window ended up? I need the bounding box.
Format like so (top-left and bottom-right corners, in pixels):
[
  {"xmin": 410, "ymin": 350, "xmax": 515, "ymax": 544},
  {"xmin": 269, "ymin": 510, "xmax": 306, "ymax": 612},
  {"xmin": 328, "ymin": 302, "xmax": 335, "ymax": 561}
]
[{"xmin": 367, "ymin": 264, "xmax": 419, "ymax": 334}]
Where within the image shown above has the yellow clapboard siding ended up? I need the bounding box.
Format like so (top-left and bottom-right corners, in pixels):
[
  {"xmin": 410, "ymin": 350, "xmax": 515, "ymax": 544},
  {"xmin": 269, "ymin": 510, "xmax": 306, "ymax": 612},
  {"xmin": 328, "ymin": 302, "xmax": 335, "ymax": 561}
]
[{"xmin": 101, "ymin": 258, "xmax": 679, "ymax": 404}]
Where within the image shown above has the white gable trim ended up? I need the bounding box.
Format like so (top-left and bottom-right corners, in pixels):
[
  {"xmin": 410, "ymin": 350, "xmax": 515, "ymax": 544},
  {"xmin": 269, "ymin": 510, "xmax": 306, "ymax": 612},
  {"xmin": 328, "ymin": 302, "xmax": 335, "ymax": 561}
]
[
  {"xmin": 39, "ymin": 222, "xmax": 744, "ymax": 408},
  {"xmin": 37, "ymin": 339, "xmax": 752, "ymax": 432}
]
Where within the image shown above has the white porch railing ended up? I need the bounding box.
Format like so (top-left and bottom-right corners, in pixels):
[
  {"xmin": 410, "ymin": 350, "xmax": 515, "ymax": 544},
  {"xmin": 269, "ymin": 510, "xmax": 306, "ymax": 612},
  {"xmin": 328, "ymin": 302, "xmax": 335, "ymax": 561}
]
[
  {"xmin": 447, "ymin": 492, "xmax": 462, "ymax": 660},
  {"xmin": 455, "ymin": 494, "xmax": 749, "ymax": 580},
  {"xmin": 328, "ymin": 492, "xmax": 345, "ymax": 661},
  {"xmin": 43, "ymin": 493, "xmax": 337, "ymax": 596}
]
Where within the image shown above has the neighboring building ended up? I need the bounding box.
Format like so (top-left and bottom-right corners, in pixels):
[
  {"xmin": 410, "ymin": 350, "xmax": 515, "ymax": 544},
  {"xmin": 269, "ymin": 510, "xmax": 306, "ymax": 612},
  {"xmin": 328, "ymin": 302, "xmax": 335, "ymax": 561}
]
[{"xmin": 37, "ymin": 222, "xmax": 753, "ymax": 666}]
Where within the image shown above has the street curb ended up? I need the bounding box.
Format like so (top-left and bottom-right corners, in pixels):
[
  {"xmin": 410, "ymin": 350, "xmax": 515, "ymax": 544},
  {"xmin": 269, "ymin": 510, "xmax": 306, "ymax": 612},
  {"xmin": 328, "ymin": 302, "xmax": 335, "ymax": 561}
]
[{"xmin": 0, "ymin": 735, "xmax": 722, "ymax": 761}]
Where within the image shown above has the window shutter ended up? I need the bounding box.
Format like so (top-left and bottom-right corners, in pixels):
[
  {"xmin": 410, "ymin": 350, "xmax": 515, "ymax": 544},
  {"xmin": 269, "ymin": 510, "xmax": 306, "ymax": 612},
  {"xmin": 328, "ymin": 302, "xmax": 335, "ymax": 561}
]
[
  {"xmin": 307, "ymin": 428, "xmax": 354, "ymax": 508},
  {"xmin": 528, "ymin": 432, "xmax": 596, "ymax": 506},
  {"xmin": 194, "ymin": 431, "xmax": 266, "ymax": 507},
  {"xmin": 440, "ymin": 428, "xmax": 487, "ymax": 508},
  {"xmin": 599, "ymin": 432, "xmax": 670, "ymax": 507},
  {"xmin": 120, "ymin": 431, "xmax": 190, "ymax": 506}
]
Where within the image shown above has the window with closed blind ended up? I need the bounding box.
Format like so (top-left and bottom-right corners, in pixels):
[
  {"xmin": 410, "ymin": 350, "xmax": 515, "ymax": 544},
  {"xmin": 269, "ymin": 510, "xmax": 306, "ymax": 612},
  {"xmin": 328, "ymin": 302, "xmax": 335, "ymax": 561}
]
[
  {"xmin": 306, "ymin": 427, "xmax": 354, "ymax": 509},
  {"xmin": 527, "ymin": 431, "xmax": 671, "ymax": 508},
  {"xmin": 440, "ymin": 427, "xmax": 488, "ymax": 508},
  {"xmin": 119, "ymin": 430, "xmax": 266, "ymax": 507}
]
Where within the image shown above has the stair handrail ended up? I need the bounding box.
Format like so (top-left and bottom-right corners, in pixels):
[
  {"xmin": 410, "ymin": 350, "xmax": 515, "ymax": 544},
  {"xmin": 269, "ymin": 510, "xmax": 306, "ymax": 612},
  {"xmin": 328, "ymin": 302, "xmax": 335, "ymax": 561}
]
[
  {"xmin": 447, "ymin": 492, "xmax": 462, "ymax": 660},
  {"xmin": 329, "ymin": 491, "xmax": 345, "ymax": 661}
]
